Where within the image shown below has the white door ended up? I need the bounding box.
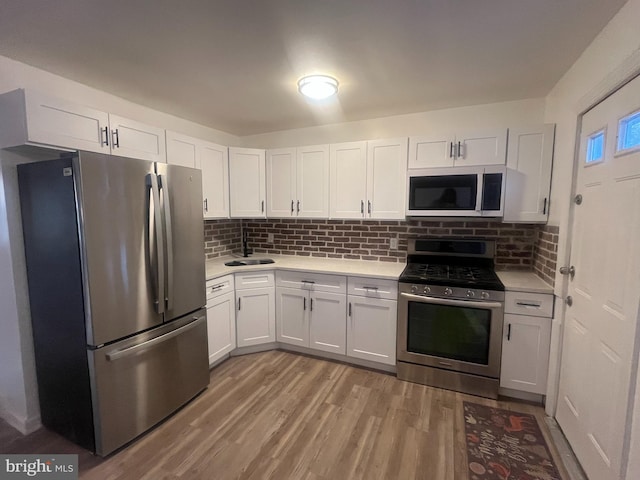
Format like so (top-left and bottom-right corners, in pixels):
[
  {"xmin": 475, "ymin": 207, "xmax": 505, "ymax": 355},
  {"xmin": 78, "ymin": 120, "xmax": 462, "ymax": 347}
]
[
  {"xmin": 309, "ymin": 291, "xmax": 346, "ymax": 355},
  {"xmin": 206, "ymin": 291, "xmax": 236, "ymax": 365},
  {"xmin": 276, "ymin": 287, "xmax": 308, "ymax": 347},
  {"xmin": 500, "ymin": 314, "xmax": 551, "ymax": 394},
  {"xmin": 236, "ymin": 287, "xmax": 275, "ymax": 347},
  {"xmin": 329, "ymin": 141, "xmax": 367, "ymax": 219},
  {"xmin": 229, "ymin": 147, "xmax": 266, "ymax": 218},
  {"xmin": 347, "ymin": 297, "xmax": 397, "ymax": 365},
  {"xmin": 367, "ymin": 138, "xmax": 408, "ymax": 219},
  {"xmin": 556, "ymin": 75, "xmax": 640, "ymax": 480},
  {"xmin": 165, "ymin": 131, "xmax": 198, "ymax": 168},
  {"xmin": 108, "ymin": 114, "xmax": 166, "ymax": 162},
  {"xmin": 199, "ymin": 142, "xmax": 229, "ymax": 219},
  {"xmin": 266, "ymin": 148, "xmax": 296, "ymax": 217},
  {"xmin": 454, "ymin": 128, "xmax": 507, "ymax": 167},
  {"xmin": 408, "ymin": 134, "xmax": 454, "ymax": 168},
  {"xmin": 297, "ymin": 144, "xmax": 329, "ymax": 218},
  {"xmin": 24, "ymin": 89, "xmax": 110, "ymax": 154}
]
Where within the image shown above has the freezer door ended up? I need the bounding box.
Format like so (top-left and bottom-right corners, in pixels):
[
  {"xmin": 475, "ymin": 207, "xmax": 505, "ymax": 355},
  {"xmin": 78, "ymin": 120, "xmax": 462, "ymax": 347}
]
[
  {"xmin": 88, "ymin": 312, "xmax": 209, "ymax": 456},
  {"xmin": 156, "ymin": 163, "xmax": 206, "ymax": 321},
  {"xmin": 75, "ymin": 152, "xmax": 165, "ymax": 345}
]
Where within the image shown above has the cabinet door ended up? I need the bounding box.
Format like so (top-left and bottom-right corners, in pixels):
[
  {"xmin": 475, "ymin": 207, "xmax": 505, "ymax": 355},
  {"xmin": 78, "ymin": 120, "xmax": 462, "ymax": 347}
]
[
  {"xmin": 330, "ymin": 141, "xmax": 367, "ymax": 219},
  {"xmin": 504, "ymin": 124, "xmax": 555, "ymax": 223},
  {"xmin": 500, "ymin": 314, "xmax": 551, "ymax": 394},
  {"xmin": 236, "ymin": 287, "xmax": 275, "ymax": 347},
  {"xmin": 206, "ymin": 291, "xmax": 236, "ymax": 365},
  {"xmin": 297, "ymin": 145, "xmax": 329, "ymax": 218},
  {"xmin": 165, "ymin": 131, "xmax": 198, "ymax": 168},
  {"xmin": 310, "ymin": 292, "xmax": 346, "ymax": 355},
  {"xmin": 200, "ymin": 142, "xmax": 229, "ymax": 219},
  {"xmin": 276, "ymin": 287, "xmax": 308, "ymax": 347},
  {"xmin": 366, "ymin": 138, "xmax": 408, "ymax": 219},
  {"xmin": 22, "ymin": 89, "xmax": 110, "ymax": 153},
  {"xmin": 408, "ymin": 134, "xmax": 454, "ymax": 168},
  {"xmin": 229, "ymin": 147, "xmax": 266, "ymax": 218},
  {"xmin": 108, "ymin": 114, "xmax": 166, "ymax": 162},
  {"xmin": 266, "ymin": 148, "xmax": 296, "ymax": 217},
  {"xmin": 455, "ymin": 128, "xmax": 507, "ymax": 167},
  {"xmin": 347, "ymin": 297, "xmax": 397, "ymax": 365}
]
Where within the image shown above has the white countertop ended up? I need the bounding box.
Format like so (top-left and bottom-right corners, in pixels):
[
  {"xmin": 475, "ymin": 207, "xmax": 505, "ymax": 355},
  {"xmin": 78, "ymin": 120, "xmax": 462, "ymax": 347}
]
[
  {"xmin": 206, "ymin": 254, "xmax": 406, "ymax": 281},
  {"xmin": 497, "ymin": 271, "xmax": 554, "ymax": 294}
]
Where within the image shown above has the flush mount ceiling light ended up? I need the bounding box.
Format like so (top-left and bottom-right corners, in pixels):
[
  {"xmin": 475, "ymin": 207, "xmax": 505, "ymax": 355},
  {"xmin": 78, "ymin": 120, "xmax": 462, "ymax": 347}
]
[{"xmin": 297, "ymin": 75, "xmax": 339, "ymax": 100}]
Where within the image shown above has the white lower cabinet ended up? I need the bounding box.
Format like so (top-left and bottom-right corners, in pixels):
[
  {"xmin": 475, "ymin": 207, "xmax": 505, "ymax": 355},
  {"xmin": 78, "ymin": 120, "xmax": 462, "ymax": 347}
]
[
  {"xmin": 235, "ymin": 271, "xmax": 275, "ymax": 347},
  {"xmin": 346, "ymin": 277, "xmax": 398, "ymax": 366},
  {"xmin": 205, "ymin": 275, "xmax": 236, "ymax": 365},
  {"xmin": 275, "ymin": 272, "xmax": 347, "ymax": 354},
  {"xmin": 500, "ymin": 291, "xmax": 553, "ymax": 394}
]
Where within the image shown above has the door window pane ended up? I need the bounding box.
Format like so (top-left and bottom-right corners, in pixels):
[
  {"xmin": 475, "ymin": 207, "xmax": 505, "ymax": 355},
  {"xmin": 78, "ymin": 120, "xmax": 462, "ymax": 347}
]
[
  {"xmin": 617, "ymin": 110, "xmax": 640, "ymax": 152},
  {"xmin": 586, "ymin": 130, "xmax": 605, "ymax": 163}
]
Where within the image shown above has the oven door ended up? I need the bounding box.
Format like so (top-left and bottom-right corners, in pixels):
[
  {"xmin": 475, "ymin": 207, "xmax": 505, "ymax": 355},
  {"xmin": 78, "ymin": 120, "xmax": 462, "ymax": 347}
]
[{"xmin": 397, "ymin": 292, "xmax": 504, "ymax": 378}]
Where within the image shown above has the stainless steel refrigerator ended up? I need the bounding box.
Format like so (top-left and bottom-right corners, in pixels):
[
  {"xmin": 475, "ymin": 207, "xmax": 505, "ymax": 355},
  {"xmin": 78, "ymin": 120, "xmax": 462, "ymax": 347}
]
[{"xmin": 18, "ymin": 151, "xmax": 209, "ymax": 456}]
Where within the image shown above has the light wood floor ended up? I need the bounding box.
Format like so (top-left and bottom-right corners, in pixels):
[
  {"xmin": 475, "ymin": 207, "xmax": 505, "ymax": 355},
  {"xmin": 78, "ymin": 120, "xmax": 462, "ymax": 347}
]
[{"xmin": 1, "ymin": 351, "xmax": 569, "ymax": 479}]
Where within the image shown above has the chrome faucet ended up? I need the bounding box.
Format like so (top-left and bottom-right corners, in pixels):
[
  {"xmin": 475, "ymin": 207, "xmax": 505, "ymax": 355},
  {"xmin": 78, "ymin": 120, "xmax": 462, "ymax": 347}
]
[{"xmin": 242, "ymin": 229, "xmax": 252, "ymax": 257}]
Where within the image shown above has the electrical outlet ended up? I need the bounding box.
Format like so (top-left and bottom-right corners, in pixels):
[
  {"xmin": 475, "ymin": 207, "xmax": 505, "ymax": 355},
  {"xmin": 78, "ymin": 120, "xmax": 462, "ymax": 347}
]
[
  {"xmin": 267, "ymin": 233, "xmax": 274, "ymax": 243},
  {"xmin": 390, "ymin": 238, "xmax": 398, "ymax": 250}
]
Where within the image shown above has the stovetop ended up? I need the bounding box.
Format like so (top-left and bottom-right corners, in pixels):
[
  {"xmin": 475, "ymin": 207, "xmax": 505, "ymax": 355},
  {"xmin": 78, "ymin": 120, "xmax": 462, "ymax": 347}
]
[{"xmin": 399, "ymin": 262, "xmax": 504, "ymax": 291}]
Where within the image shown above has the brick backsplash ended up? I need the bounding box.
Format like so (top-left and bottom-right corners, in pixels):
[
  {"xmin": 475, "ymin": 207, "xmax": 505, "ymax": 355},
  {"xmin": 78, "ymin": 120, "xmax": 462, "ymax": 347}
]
[
  {"xmin": 204, "ymin": 219, "xmax": 242, "ymax": 259},
  {"xmin": 533, "ymin": 225, "xmax": 559, "ymax": 287},
  {"xmin": 242, "ymin": 219, "xmax": 541, "ymax": 270}
]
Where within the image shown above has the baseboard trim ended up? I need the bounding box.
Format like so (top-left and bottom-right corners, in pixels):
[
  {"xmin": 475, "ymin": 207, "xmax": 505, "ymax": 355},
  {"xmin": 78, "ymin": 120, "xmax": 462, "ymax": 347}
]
[{"xmin": 0, "ymin": 402, "xmax": 41, "ymax": 435}]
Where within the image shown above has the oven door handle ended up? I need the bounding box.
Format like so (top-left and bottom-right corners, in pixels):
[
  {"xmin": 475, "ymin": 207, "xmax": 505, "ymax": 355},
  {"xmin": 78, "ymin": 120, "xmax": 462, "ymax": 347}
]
[{"xmin": 400, "ymin": 292, "xmax": 503, "ymax": 310}]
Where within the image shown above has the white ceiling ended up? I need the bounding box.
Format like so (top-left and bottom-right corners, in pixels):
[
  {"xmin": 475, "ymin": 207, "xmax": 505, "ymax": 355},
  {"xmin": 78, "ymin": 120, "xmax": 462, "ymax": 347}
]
[{"xmin": 0, "ymin": 0, "xmax": 628, "ymax": 136}]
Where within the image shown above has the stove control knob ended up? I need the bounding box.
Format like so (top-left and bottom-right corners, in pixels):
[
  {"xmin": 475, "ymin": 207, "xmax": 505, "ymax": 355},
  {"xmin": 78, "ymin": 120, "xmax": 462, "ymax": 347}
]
[
  {"xmin": 481, "ymin": 291, "xmax": 490, "ymax": 299},
  {"xmin": 411, "ymin": 285, "xmax": 419, "ymax": 294},
  {"xmin": 444, "ymin": 287, "xmax": 453, "ymax": 296},
  {"xmin": 466, "ymin": 290, "xmax": 475, "ymax": 298},
  {"xmin": 423, "ymin": 286, "xmax": 431, "ymax": 294}
]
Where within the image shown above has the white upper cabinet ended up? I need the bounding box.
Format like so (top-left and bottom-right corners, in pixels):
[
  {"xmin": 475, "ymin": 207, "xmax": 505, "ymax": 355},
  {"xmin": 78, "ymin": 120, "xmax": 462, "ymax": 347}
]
[
  {"xmin": 166, "ymin": 132, "xmax": 229, "ymax": 218},
  {"xmin": 0, "ymin": 89, "xmax": 110, "ymax": 153},
  {"xmin": 367, "ymin": 138, "xmax": 408, "ymax": 219},
  {"xmin": 504, "ymin": 124, "xmax": 555, "ymax": 223},
  {"xmin": 266, "ymin": 145, "xmax": 329, "ymax": 218},
  {"xmin": 409, "ymin": 128, "xmax": 507, "ymax": 168},
  {"xmin": 229, "ymin": 147, "xmax": 266, "ymax": 218},
  {"xmin": 0, "ymin": 89, "xmax": 166, "ymax": 162},
  {"xmin": 108, "ymin": 114, "xmax": 166, "ymax": 162},
  {"xmin": 266, "ymin": 147, "xmax": 296, "ymax": 217},
  {"xmin": 330, "ymin": 141, "xmax": 368, "ymax": 219},
  {"xmin": 330, "ymin": 138, "xmax": 407, "ymax": 220},
  {"xmin": 297, "ymin": 145, "xmax": 330, "ymax": 218},
  {"xmin": 199, "ymin": 142, "xmax": 229, "ymax": 219}
]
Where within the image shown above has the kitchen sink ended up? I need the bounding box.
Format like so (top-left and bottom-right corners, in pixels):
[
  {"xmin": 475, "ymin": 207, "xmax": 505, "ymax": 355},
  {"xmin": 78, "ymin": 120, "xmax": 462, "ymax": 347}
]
[{"xmin": 224, "ymin": 258, "xmax": 275, "ymax": 267}]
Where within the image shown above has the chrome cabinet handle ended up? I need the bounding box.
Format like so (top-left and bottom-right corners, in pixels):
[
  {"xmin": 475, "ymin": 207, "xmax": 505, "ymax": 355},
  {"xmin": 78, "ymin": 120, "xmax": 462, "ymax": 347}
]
[
  {"xmin": 543, "ymin": 197, "xmax": 548, "ymax": 215},
  {"xmin": 112, "ymin": 128, "xmax": 120, "ymax": 148},
  {"xmin": 101, "ymin": 126, "xmax": 109, "ymax": 147},
  {"xmin": 291, "ymin": 200, "xmax": 294, "ymax": 214},
  {"xmin": 303, "ymin": 297, "xmax": 306, "ymax": 310},
  {"xmin": 449, "ymin": 142, "xmax": 454, "ymax": 158},
  {"xmin": 261, "ymin": 200, "xmax": 264, "ymax": 213},
  {"xmin": 507, "ymin": 323, "xmax": 512, "ymax": 341},
  {"xmin": 204, "ymin": 198, "xmax": 208, "ymax": 213},
  {"xmin": 367, "ymin": 201, "xmax": 371, "ymax": 215},
  {"xmin": 348, "ymin": 302, "xmax": 352, "ymax": 317},
  {"xmin": 310, "ymin": 298, "xmax": 313, "ymax": 311},
  {"xmin": 457, "ymin": 141, "xmax": 463, "ymax": 158},
  {"xmin": 238, "ymin": 298, "xmax": 241, "ymax": 310},
  {"xmin": 361, "ymin": 200, "xmax": 364, "ymax": 214},
  {"xmin": 297, "ymin": 200, "xmax": 300, "ymax": 213}
]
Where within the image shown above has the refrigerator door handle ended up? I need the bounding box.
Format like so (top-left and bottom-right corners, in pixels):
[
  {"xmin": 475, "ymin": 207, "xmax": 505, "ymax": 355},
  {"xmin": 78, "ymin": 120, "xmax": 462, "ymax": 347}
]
[
  {"xmin": 158, "ymin": 174, "xmax": 174, "ymax": 311},
  {"xmin": 105, "ymin": 316, "xmax": 203, "ymax": 361},
  {"xmin": 147, "ymin": 173, "xmax": 165, "ymax": 314}
]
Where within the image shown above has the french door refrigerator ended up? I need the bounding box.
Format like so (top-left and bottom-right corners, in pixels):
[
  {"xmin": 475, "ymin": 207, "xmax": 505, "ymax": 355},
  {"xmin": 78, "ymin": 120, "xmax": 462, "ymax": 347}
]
[{"xmin": 18, "ymin": 151, "xmax": 209, "ymax": 456}]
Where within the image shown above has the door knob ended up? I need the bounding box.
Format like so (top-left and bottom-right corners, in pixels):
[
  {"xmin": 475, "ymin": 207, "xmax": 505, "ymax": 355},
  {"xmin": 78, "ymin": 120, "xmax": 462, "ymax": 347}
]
[{"xmin": 559, "ymin": 266, "xmax": 575, "ymax": 279}]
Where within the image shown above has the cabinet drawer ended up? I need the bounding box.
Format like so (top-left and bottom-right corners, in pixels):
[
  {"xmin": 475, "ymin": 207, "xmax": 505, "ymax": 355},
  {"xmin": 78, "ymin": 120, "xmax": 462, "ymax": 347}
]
[
  {"xmin": 235, "ymin": 271, "xmax": 274, "ymax": 290},
  {"xmin": 206, "ymin": 274, "xmax": 235, "ymax": 302},
  {"xmin": 505, "ymin": 291, "xmax": 554, "ymax": 318},
  {"xmin": 348, "ymin": 276, "xmax": 398, "ymax": 300},
  {"xmin": 276, "ymin": 270, "xmax": 346, "ymax": 294}
]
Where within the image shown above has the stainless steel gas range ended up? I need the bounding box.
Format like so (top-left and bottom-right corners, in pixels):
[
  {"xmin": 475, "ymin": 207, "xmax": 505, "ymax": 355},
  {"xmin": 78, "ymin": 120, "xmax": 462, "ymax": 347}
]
[{"xmin": 396, "ymin": 238, "xmax": 505, "ymax": 399}]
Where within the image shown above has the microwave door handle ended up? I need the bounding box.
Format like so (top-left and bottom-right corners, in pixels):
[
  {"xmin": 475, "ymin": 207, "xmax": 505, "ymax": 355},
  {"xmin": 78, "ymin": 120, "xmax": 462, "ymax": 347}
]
[{"xmin": 400, "ymin": 292, "xmax": 503, "ymax": 310}]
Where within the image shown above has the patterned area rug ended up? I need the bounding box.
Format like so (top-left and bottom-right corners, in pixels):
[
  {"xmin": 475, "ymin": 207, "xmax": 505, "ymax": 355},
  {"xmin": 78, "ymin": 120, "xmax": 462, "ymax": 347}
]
[{"xmin": 463, "ymin": 402, "xmax": 563, "ymax": 480}]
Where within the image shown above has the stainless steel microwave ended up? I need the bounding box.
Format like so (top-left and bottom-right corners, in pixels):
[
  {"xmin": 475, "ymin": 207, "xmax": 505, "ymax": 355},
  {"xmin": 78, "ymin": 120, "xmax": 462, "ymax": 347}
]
[{"xmin": 406, "ymin": 166, "xmax": 506, "ymax": 217}]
